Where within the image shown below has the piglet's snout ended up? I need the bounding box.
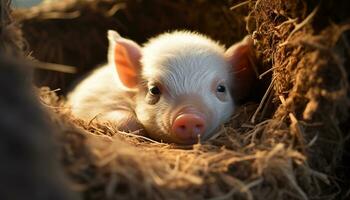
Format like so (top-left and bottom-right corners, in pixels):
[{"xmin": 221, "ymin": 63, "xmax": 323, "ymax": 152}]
[{"xmin": 172, "ymin": 113, "xmax": 206, "ymax": 142}]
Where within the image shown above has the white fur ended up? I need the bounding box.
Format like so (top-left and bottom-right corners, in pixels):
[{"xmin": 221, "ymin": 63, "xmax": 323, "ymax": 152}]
[
  {"xmin": 138, "ymin": 31, "xmax": 234, "ymax": 140},
  {"xmin": 67, "ymin": 30, "xmax": 236, "ymax": 143},
  {"xmin": 67, "ymin": 65, "xmax": 135, "ymax": 121},
  {"xmin": 142, "ymin": 31, "xmax": 229, "ymax": 95}
]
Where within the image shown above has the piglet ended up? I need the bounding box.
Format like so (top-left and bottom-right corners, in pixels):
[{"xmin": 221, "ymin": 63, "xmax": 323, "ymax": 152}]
[{"xmin": 67, "ymin": 30, "xmax": 255, "ymax": 144}]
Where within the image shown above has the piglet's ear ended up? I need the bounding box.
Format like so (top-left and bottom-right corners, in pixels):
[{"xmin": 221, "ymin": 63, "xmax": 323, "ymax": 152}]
[
  {"xmin": 108, "ymin": 30, "xmax": 142, "ymax": 90},
  {"xmin": 225, "ymin": 36, "xmax": 257, "ymax": 101}
]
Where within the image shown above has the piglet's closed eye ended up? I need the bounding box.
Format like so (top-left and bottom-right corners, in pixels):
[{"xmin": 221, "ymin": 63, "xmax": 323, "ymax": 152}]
[
  {"xmin": 225, "ymin": 36, "xmax": 257, "ymax": 102},
  {"xmin": 108, "ymin": 30, "xmax": 142, "ymax": 90}
]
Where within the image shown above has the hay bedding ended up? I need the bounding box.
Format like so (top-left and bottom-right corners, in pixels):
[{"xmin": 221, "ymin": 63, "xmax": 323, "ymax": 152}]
[
  {"xmin": 5, "ymin": 0, "xmax": 350, "ymax": 199},
  {"xmin": 42, "ymin": 90, "xmax": 308, "ymax": 200}
]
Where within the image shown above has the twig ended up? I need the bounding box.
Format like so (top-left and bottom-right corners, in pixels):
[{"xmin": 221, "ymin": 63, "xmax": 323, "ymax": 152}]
[
  {"xmin": 248, "ymin": 51, "xmax": 259, "ymax": 78},
  {"xmin": 259, "ymin": 66, "xmax": 276, "ymax": 79},
  {"xmin": 251, "ymin": 78, "xmax": 275, "ymax": 124},
  {"xmin": 241, "ymin": 123, "xmax": 256, "ymax": 128},
  {"xmin": 207, "ymin": 125, "xmax": 225, "ymax": 141},
  {"xmin": 258, "ymin": 89, "xmax": 273, "ymax": 121},
  {"xmin": 230, "ymin": 1, "xmax": 250, "ymax": 11},
  {"xmin": 40, "ymin": 11, "xmax": 81, "ymax": 20},
  {"xmin": 254, "ymin": 0, "xmax": 262, "ymax": 10},
  {"xmin": 307, "ymin": 133, "xmax": 318, "ymax": 147},
  {"xmin": 33, "ymin": 61, "xmax": 77, "ymax": 73},
  {"xmin": 118, "ymin": 131, "xmax": 165, "ymax": 145},
  {"xmin": 289, "ymin": 112, "xmax": 306, "ymax": 153},
  {"xmin": 40, "ymin": 88, "xmax": 61, "ymax": 94},
  {"xmin": 275, "ymin": 17, "xmax": 297, "ymax": 29},
  {"xmin": 278, "ymin": 95, "xmax": 286, "ymax": 106},
  {"xmin": 105, "ymin": 3, "xmax": 126, "ymax": 17}
]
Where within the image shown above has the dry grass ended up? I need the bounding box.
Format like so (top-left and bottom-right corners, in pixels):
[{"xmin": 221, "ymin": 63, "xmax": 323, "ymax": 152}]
[{"xmin": 39, "ymin": 88, "xmax": 313, "ymax": 200}]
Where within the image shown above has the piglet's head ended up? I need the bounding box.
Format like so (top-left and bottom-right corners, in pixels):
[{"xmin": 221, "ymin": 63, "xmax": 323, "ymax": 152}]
[{"xmin": 108, "ymin": 30, "xmax": 254, "ymax": 144}]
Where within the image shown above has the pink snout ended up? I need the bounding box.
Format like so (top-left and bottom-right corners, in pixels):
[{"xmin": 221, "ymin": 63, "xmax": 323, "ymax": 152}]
[{"xmin": 171, "ymin": 113, "xmax": 206, "ymax": 142}]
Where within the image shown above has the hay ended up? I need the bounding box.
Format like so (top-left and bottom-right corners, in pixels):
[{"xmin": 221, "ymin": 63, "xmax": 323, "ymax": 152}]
[
  {"xmin": 8, "ymin": 0, "xmax": 350, "ymax": 199},
  {"xmin": 41, "ymin": 89, "xmax": 308, "ymax": 200},
  {"xmin": 248, "ymin": 0, "xmax": 350, "ymax": 192}
]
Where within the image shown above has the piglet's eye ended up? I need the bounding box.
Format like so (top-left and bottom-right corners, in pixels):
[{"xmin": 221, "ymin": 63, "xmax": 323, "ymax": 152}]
[
  {"xmin": 149, "ymin": 86, "xmax": 161, "ymax": 95},
  {"xmin": 216, "ymin": 85, "xmax": 226, "ymax": 93},
  {"xmin": 146, "ymin": 85, "xmax": 161, "ymax": 105}
]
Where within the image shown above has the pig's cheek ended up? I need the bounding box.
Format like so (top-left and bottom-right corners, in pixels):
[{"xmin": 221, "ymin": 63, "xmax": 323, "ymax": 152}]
[
  {"xmin": 135, "ymin": 101, "xmax": 170, "ymax": 137},
  {"xmin": 212, "ymin": 91, "xmax": 235, "ymax": 120},
  {"xmin": 217, "ymin": 101, "xmax": 234, "ymax": 124},
  {"xmin": 202, "ymin": 98, "xmax": 234, "ymax": 139},
  {"xmin": 135, "ymin": 103, "xmax": 159, "ymax": 131}
]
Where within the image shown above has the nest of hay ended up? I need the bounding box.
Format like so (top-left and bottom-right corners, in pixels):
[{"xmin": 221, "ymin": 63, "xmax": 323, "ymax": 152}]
[{"xmin": 9, "ymin": 0, "xmax": 350, "ymax": 199}]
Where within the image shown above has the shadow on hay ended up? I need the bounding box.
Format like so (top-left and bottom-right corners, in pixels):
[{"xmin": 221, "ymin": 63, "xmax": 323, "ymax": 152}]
[
  {"xmin": 0, "ymin": 0, "xmax": 77, "ymax": 199},
  {"xmin": 0, "ymin": 56, "xmax": 77, "ymax": 200}
]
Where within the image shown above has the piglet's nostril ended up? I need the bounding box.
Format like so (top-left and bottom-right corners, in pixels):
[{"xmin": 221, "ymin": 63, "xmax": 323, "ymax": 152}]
[{"xmin": 195, "ymin": 124, "xmax": 203, "ymax": 129}]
